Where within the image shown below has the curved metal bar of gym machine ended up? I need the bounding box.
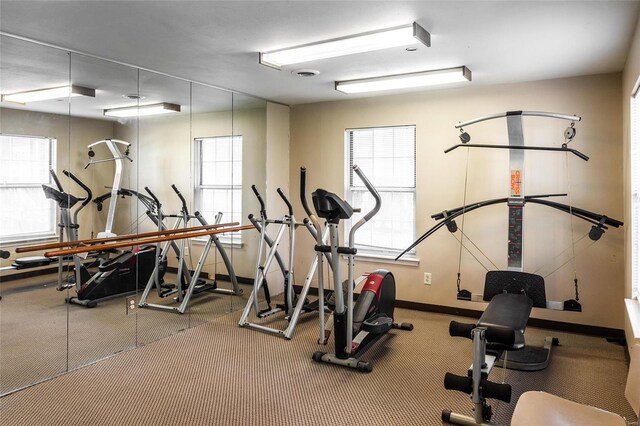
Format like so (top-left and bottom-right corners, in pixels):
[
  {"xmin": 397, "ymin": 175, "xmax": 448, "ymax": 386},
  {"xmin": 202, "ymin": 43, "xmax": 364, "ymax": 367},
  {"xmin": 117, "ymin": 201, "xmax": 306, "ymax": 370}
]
[
  {"xmin": 85, "ymin": 139, "xmax": 132, "ymax": 238},
  {"xmin": 395, "ymin": 195, "xmax": 623, "ymax": 261},
  {"xmin": 444, "ymin": 143, "xmax": 589, "ymax": 161},
  {"xmin": 454, "ymin": 110, "xmax": 581, "ymax": 129}
]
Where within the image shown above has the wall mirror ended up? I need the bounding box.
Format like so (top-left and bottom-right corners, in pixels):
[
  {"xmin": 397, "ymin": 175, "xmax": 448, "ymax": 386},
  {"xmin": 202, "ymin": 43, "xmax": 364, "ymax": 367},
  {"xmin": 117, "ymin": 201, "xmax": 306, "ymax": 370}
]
[
  {"xmin": 0, "ymin": 35, "xmax": 73, "ymax": 395},
  {"xmin": 0, "ymin": 34, "xmax": 268, "ymax": 395}
]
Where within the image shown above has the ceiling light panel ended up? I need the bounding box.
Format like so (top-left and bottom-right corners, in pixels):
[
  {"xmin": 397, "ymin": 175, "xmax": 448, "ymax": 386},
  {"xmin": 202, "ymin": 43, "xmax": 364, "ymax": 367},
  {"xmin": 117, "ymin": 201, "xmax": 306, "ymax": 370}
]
[
  {"xmin": 104, "ymin": 102, "xmax": 181, "ymax": 118},
  {"xmin": 1, "ymin": 85, "xmax": 95, "ymax": 104},
  {"xmin": 335, "ymin": 66, "xmax": 472, "ymax": 94},
  {"xmin": 260, "ymin": 22, "xmax": 430, "ymax": 69}
]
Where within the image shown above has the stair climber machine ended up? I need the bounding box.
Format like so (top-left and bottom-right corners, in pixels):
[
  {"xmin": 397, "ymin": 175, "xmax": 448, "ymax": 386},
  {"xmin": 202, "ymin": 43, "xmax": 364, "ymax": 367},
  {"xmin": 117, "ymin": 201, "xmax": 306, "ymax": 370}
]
[{"xmin": 310, "ymin": 165, "xmax": 413, "ymax": 373}]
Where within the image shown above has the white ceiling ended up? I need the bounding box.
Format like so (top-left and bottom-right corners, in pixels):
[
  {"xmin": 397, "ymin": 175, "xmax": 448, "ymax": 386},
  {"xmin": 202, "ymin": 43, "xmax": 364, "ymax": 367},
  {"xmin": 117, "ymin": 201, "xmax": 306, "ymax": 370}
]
[{"xmin": 1, "ymin": 1, "xmax": 639, "ymax": 106}]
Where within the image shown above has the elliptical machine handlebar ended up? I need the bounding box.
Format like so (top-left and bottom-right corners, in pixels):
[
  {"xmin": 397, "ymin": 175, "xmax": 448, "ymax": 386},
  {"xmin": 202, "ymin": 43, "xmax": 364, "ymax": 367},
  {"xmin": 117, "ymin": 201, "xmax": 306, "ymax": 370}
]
[
  {"xmin": 299, "ymin": 167, "xmax": 313, "ymax": 218},
  {"xmin": 50, "ymin": 169, "xmax": 64, "ymax": 192},
  {"xmin": 171, "ymin": 184, "xmax": 189, "ymax": 216},
  {"xmin": 251, "ymin": 185, "xmax": 267, "ymax": 220},
  {"xmin": 300, "ymin": 167, "xmax": 324, "ymax": 242},
  {"xmin": 144, "ymin": 186, "xmax": 161, "ymax": 209},
  {"xmin": 348, "ymin": 165, "xmax": 381, "ymax": 247},
  {"xmin": 63, "ymin": 170, "xmax": 93, "ymax": 207},
  {"xmin": 277, "ymin": 188, "xmax": 294, "ymax": 216}
]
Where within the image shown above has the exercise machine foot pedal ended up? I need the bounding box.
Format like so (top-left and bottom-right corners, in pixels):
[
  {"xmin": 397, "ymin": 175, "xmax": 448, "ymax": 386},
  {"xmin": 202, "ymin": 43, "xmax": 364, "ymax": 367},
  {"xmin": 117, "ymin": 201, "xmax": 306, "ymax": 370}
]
[
  {"xmin": 361, "ymin": 313, "xmax": 392, "ymax": 334},
  {"xmin": 457, "ymin": 289, "xmax": 472, "ymax": 301},
  {"xmin": 392, "ymin": 322, "xmax": 414, "ymax": 331},
  {"xmin": 496, "ymin": 337, "xmax": 554, "ymax": 371}
]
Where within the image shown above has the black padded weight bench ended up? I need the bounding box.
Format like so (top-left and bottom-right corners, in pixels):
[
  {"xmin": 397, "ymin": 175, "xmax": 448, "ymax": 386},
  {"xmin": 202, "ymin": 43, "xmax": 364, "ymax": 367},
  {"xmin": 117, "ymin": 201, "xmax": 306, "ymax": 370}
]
[
  {"xmin": 442, "ymin": 270, "xmax": 558, "ymax": 425},
  {"xmin": 481, "ymin": 270, "xmax": 557, "ymax": 371}
]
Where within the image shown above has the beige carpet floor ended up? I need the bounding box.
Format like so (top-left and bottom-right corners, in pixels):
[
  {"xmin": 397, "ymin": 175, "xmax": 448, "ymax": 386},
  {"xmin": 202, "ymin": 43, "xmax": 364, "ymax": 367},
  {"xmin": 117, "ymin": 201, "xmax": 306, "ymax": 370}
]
[
  {"xmin": 0, "ymin": 303, "xmax": 635, "ymax": 426},
  {"xmin": 0, "ymin": 272, "xmax": 242, "ymax": 394}
]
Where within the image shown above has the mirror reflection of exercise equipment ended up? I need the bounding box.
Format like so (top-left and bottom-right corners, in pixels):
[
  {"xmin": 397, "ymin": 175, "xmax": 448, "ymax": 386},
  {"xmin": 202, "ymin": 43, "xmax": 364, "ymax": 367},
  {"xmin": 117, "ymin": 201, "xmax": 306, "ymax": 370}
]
[
  {"xmin": 86, "ymin": 139, "xmax": 132, "ymax": 238},
  {"xmin": 17, "ymin": 224, "xmax": 252, "ymax": 276},
  {"xmin": 13, "ymin": 139, "xmax": 154, "ymax": 308},
  {"xmin": 137, "ymin": 185, "xmax": 243, "ymax": 314}
]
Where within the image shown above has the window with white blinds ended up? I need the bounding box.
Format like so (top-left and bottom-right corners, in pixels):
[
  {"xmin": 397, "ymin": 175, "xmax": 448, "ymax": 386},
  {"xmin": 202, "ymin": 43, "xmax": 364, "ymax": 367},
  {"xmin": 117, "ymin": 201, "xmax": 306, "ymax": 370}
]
[
  {"xmin": 631, "ymin": 82, "xmax": 639, "ymax": 298},
  {"xmin": 0, "ymin": 134, "xmax": 57, "ymax": 243},
  {"xmin": 194, "ymin": 135, "xmax": 242, "ymax": 243},
  {"xmin": 345, "ymin": 125, "xmax": 416, "ymax": 256}
]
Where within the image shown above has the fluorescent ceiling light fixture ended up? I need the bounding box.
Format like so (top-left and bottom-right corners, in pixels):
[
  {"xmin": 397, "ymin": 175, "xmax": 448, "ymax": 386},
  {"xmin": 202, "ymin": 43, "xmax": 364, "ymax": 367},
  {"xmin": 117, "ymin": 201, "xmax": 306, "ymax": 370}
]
[
  {"xmin": 1, "ymin": 85, "xmax": 95, "ymax": 104},
  {"xmin": 104, "ymin": 102, "xmax": 181, "ymax": 118},
  {"xmin": 335, "ymin": 66, "xmax": 472, "ymax": 94},
  {"xmin": 260, "ymin": 22, "xmax": 430, "ymax": 69}
]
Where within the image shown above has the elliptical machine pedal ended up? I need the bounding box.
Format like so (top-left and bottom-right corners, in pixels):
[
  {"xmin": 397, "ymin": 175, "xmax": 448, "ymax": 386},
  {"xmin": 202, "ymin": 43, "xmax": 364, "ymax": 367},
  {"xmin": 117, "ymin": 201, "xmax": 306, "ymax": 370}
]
[{"xmin": 361, "ymin": 313, "xmax": 393, "ymax": 334}]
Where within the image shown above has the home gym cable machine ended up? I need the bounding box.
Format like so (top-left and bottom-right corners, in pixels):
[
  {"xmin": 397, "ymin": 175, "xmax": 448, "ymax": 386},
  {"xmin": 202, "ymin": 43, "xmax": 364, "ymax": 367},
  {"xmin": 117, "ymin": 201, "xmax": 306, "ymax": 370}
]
[
  {"xmin": 85, "ymin": 139, "xmax": 132, "ymax": 239},
  {"xmin": 397, "ymin": 111, "xmax": 622, "ymax": 311},
  {"xmin": 396, "ymin": 110, "xmax": 623, "ymax": 425}
]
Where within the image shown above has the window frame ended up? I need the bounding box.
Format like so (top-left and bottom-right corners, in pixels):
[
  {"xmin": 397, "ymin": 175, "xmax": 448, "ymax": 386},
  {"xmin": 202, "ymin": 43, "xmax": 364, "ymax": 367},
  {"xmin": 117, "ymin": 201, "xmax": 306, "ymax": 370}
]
[
  {"xmin": 0, "ymin": 133, "xmax": 57, "ymax": 244},
  {"xmin": 631, "ymin": 77, "xmax": 639, "ymax": 299},
  {"xmin": 344, "ymin": 125, "xmax": 417, "ymax": 258},
  {"xmin": 193, "ymin": 135, "xmax": 243, "ymax": 245}
]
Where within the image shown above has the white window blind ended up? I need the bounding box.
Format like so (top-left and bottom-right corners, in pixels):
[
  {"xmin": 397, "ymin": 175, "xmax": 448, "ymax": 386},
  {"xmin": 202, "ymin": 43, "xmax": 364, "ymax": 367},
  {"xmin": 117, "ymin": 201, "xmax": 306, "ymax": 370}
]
[
  {"xmin": 346, "ymin": 125, "xmax": 416, "ymax": 255},
  {"xmin": 194, "ymin": 136, "xmax": 242, "ymax": 243},
  {"xmin": 631, "ymin": 82, "xmax": 639, "ymax": 298},
  {"xmin": 0, "ymin": 134, "xmax": 57, "ymax": 243}
]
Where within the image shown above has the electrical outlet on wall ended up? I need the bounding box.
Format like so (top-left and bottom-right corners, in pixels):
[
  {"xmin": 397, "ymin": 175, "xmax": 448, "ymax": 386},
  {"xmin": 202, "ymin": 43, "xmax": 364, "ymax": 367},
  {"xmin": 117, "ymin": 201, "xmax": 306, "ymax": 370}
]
[{"xmin": 424, "ymin": 272, "xmax": 432, "ymax": 285}]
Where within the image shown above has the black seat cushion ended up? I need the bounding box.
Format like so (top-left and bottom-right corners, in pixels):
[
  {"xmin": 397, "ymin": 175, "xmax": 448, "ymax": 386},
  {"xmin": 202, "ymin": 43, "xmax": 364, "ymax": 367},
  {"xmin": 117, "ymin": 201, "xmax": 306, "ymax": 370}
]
[{"xmin": 478, "ymin": 293, "xmax": 532, "ymax": 349}]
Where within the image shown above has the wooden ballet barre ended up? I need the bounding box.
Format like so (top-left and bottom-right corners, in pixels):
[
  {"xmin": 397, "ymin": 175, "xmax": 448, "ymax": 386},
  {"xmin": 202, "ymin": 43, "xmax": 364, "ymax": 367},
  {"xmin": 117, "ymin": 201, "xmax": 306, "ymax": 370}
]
[
  {"xmin": 44, "ymin": 224, "xmax": 253, "ymax": 258},
  {"xmin": 15, "ymin": 222, "xmax": 240, "ymax": 254}
]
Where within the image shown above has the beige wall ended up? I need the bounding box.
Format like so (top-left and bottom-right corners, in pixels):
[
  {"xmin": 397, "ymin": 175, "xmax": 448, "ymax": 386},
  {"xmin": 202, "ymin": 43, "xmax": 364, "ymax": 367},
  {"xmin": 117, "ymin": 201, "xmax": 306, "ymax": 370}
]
[
  {"xmin": 0, "ymin": 107, "xmax": 115, "ymax": 269},
  {"xmin": 290, "ymin": 73, "xmax": 625, "ymax": 329},
  {"xmin": 263, "ymin": 102, "xmax": 291, "ymax": 294},
  {"xmin": 623, "ymin": 17, "xmax": 640, "ymax": 344}
]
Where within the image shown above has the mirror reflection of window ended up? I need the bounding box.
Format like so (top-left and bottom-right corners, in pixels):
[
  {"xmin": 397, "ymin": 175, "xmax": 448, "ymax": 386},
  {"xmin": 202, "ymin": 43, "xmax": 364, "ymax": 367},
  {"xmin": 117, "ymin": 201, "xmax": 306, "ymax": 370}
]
[
  {"xmin": 0, "ymin": 134, "xmax": 57, "ymax": 243},
  {"xmin": 195, "ymin": 135, "xmax": 243, "ymax": 244}
]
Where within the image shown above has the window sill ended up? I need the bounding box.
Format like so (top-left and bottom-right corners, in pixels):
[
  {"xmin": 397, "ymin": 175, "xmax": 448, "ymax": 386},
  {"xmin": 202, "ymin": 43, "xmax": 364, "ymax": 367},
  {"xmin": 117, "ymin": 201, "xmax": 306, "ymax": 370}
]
[
  {"xmin": 0, "ymin": 234, "xmax": 57, "ymax": 247},
  {"xmin": 626, "ymin": 298, "xmax": 640, "ymax": 341},
  {"xmin": 192, "ymin": 237, "xmax": 244, "ymax": 249},
  {"xmin": 344, "ymin": 252, "xmax": 419, "ymax": 267}
]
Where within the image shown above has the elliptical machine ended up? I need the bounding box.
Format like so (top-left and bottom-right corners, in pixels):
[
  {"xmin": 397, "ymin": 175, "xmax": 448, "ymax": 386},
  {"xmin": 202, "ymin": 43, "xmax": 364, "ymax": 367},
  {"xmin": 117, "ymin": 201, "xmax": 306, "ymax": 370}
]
[
  {"xmin": 310, "ymin": 165, "xmax": 412, "ymax": 372},
  {"xmin": 43, "ymin": 169, "xmax": 93, "ymax": 290},
  {"xmin": 63, "ymin": 139, "xmax": 158, "ymax": 307}
]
